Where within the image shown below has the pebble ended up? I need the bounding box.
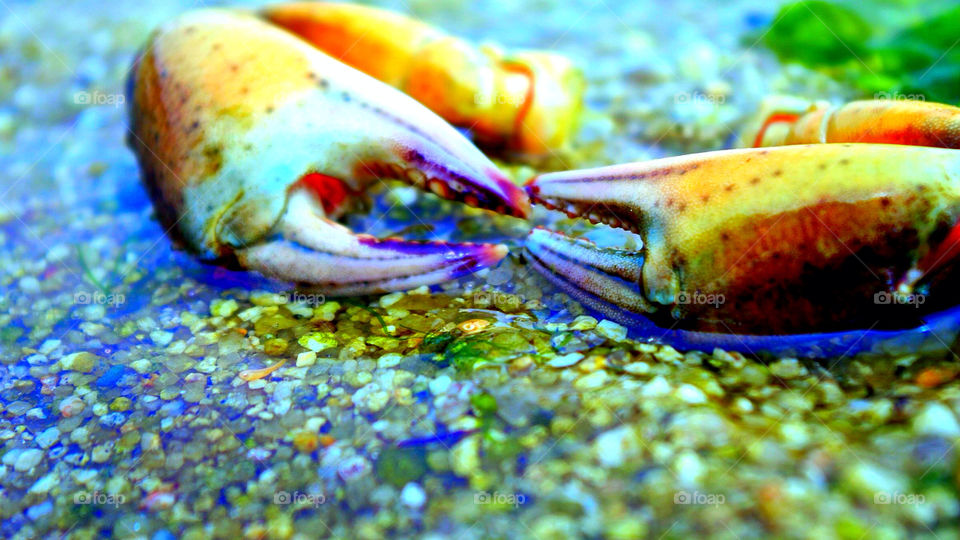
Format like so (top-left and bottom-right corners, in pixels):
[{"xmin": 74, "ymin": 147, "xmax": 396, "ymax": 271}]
[
  {"xmin": 60, "ymin": 352, "xmax": 98, "ymax": 373},
  {"xmin": 19, "ymin": 276, "xmax": 41, "ymax": 293},
  {"xmin": 35, "ymin": 427, "xmax": 60, "ymax": 448},
  {"xmin": 429, "ymin": 375, "xmax": 452, "ymax": 395},
  {"xmin": 641, "ymin": 376, "xmax": 672, "ymax": 397},
  {"xmin": 130, "ymin": 359, "xmax": 152, "ymax": 374},
  {"xmin": 14, "ymin": 449, "xmax": 43, "ymax": 472},
  {"xmin": 26, "ymin": 500, "xmax": 53, "ymax": 521},
  {"xmin": 298, "ymin": 332, "xmax": 337, "ymax": 352},
  {"xmin": 99, "ymin": 412, "xmax": 126, "ymax": 429},
  {"xmin": 574, "ymin": 370, "xmax": 609, "ymax": 391},
  {"xmin": 296, "ymin": 351, "xmax": 317, "ymax": 367},
  {"xmin": 91, "ymin": 444, "xmax": 113, "ymax": 463},
  {"xmin": 569, "ymin": 315, "xmax": 598, "ymax": 331},
  {"xmin": 451, "ymin": 435, "xmax": 480, "ymax": 477},
  {"xmin": 337, "ymin": 455, "xmax": 370, "ymax": 482},
  {"xmin": 29, "ymin": 473, "xmax": 58, "ymax": 494},
  {"xmin": 110, "ymin": 397, "xmax": 132, "ymax": 412},
  {"xmin": 595, "ymin": 320, "xmax": 627, "ymax": 341},
  {"xmin": 595, "ymin": 426, "xmax": 639, "ymax": 467},
  {"xmin": 379, "ymin": 291, "xmax": 405, "ymax": 307},
  {"xmin": 401, "ymin": 482, "xmax": 427, "ymax": 509},
  {"xmin": 547, "ymin": 353, "xmax": 584, "ymax": 368},
  {"xmin": 675, "ymin": 384, "xmax": 707, "ymax": 404},
  {"xmin": 913, "ymin": 402, "xmax": 960, "ymax": 438},
  {"xmin": 210, "ymin": 298, "xmax": 239, "ymax": 317}
]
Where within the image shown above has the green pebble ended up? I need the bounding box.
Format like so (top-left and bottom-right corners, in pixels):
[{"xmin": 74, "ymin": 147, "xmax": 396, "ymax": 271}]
[
  {"xmin": 109, "ymin": 397, "xmax": 132, "ymax": 412},
  {"xmin": 61, "ymin": 352, "xmax": 99, "ymax": 373},
  {"xmin": 470, "ymin": 392, "xmax": 498, "ymax": 416},
  {"xmin": 375, "ymin": 447, "xmax": 428, "ymax": 488}
]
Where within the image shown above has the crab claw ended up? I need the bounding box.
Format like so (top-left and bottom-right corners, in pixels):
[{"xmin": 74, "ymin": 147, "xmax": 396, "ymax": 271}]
[
  {"xmin": 525, "ymin": 145, "xmax": 960, "ymax": 335},
  {"xmin": 127, "ymin": 9, "xmax": 528, "ymax": 294},
  {"xmin": 238, "ymin": 190, "xmax": 507, "ymax": 295}
]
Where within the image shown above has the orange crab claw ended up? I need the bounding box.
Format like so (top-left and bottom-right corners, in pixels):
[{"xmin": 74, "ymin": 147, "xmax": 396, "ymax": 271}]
[
  {"xmin": 127, "ymin": 9, "xmax": 527, "ymax": 294},
  {"xmin": 742, "ymin": 96, "xmax": 960, "ymax": 149},
  {"xmin": 525, "ymin": 144, "xmax": 960, "ymax": 335},
  {"xmin": 262, "ymin": 2, "xmax": 585, "ymax": 155}
]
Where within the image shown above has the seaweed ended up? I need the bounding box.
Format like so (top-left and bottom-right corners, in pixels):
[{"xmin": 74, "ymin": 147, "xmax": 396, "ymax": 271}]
[{"xmin": 756, "ymin": 1, "xmax": 960, "ymax": 104}]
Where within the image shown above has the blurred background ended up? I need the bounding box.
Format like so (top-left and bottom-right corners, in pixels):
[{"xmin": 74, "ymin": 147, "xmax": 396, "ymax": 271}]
[{"xmin": 2, "ymin": 0, "xmax": 959, "ymax": 538}]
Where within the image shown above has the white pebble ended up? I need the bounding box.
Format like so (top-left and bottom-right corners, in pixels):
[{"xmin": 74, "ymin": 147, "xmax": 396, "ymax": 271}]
[{"xmin": 401, "ymin": 482, "xmax": 427, "ymax": 509}]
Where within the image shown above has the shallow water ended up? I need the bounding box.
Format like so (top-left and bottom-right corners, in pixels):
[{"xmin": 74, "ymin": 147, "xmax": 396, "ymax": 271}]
[{"xmin": 2, "ymin": 0, "xmax": 960, "ymax": 538}]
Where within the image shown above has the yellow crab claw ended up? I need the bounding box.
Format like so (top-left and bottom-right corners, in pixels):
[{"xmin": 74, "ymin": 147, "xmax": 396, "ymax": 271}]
[
  {"xmin": 741, "ymin": 96, "xmax": 960, "ymax": 149},
  {"xmin": 127, "ymin": 8, "xmax": 527, "ymax": 294},
  {"xmin": 526, "ymin": 144, "xmax": 960, "ymax": 335},
  {"xmin": 262, "ymin": 2, "xmax": 585, "ymax": 155}
]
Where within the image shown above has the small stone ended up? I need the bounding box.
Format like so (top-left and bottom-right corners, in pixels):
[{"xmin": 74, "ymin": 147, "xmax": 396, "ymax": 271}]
[
  {"xmin": 210, "ymin": 298, "xmax": 239, "ymax": 317},
  {"xmin": 547, "ymin": 353, "xmax": 584, "ymax": 368},
  {"xmin": 29, "ymin": 473, "xmax": 58, "ymax": 495},
  {"xmin": 675, "ymin": 384, "xmax": 707, "ymax": 404},
  {"xmin": 110, "ymin": 397, "xmax": 133, "ymax": 412},
  {"xmin": 26, "ymin": 500, "xmax": 53, "ymax": 521},
  {"xmin": 379, "ymin": 292, "xmax": 404, "ymax": 308},
  {"xmin": 263, "ymin": 338, "xmax": 288, "ymax": 356},
  {"xmin": 130, "ymin": 359, "xmax": 152, "ymax": 374},
  {"xmin": 296, "ymin": 351, "xmax": 316, "ymax": 367},
  {"xmin": 337, "ymin": 455, "xmax": 370, "ymax": 482},
  {"xmin": 451, "ymin": 435, "xmax": 480, "ymax": 477},
  {"xmin": 623, "ymin": 362, "xmax": 650, "ymax": 375},
  {"xmin": 378, "ymin": 353, "xmax": 403, "ymax": 368},
  {"xmin": 60, "ymin": 352, "xmax": 98, "ymax": 373},
  {"xmin": 595, "ymin": 426, "xmax": 639, "ymax": 467},
  {"xmin": 401, "ymin": 482, "xmax": 427, "ymax": 509},
  {"xmin": 913, "ymin": 402, "xmax": 960, "ymax": 438},
  {"xmin": 429, "ymin": 375, "xmax": 452, "ymax": 395},
  {"xmin": 292, "ymin": 430, "xmax": 320, "ymax": 453},
  {"xmin": 641, "ymin": 376, "xmax": 671, "ymax": 397},
  {"xmin": 58, "ymin": 396, "xmax": 85, "ymax": 417},
  {"xmin": 769, "ymin": 358, "xmax": 805, "ymax": 379},
  {"xmin": 91, "ymin": 443, "xmax": 113, "ymax": 463},
  {"xmin": 35, "ymin": 427, "xmax": 60, "ymax": 449},
  {"xmin": 569, "ymin": 315, "xmax": 598, "ymax": 331},
  {"xmin": 595, "ymin": 320, "xmax": 627, "ymax": 341},
  {"xmin": 19, "ymin": 276, "xmax": 41, "ymax": 293},
  {"xmin": 149, "ymin": 330, "xmax": 173, "ymax": 346},
  {"xmin": 574, "ymin": 370, "xmax": 609, "ymax": 391},
  {"xmin": 14, "ymin": 449, "xmax": 43, "ymax": 472},
  {"xmin": 298, "ymin": 332, "xmax": 337, "ymax": 352}
]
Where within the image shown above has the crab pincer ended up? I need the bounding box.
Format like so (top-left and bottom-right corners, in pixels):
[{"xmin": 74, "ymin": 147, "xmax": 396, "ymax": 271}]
[
  {"xmin": 524, "ymin": 144, "xmax": 960, "ymax": 356},
  {"xmin": 742, "ymin": 96, "xmax": 960, "ymax": 149},
  {"xmin": 127, "ymin": 9, "xmax": 529, "ymax": 295}
]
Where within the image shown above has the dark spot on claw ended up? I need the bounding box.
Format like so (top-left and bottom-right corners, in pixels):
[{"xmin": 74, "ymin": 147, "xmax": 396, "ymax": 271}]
[{"xmin": 750, "ymin": 177, "xmax": 761, "ymax": 185}]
